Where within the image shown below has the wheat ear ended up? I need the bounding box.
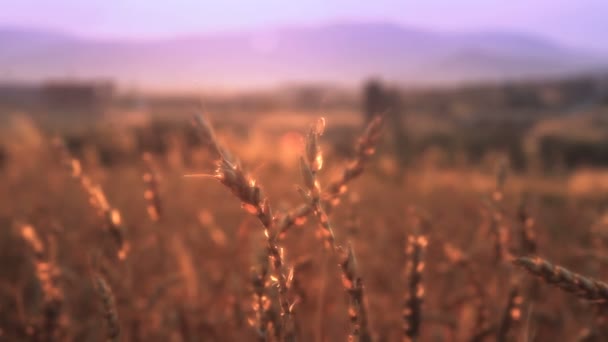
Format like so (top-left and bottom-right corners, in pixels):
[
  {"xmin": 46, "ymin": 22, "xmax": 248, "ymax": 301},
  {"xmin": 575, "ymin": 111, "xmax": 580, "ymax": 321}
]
[
  {"xmin": 191, "ymin": 115, "xmax": 296, "ymax": 341},
  {"xmin": 299, "ymin": 118, "xmax": 372, "ymax": 342},
  {"xmin": 91, "ymin": 273, "xmax": 120, "ymax": 342},
  {"xmin": 403, "ymin": 235, "xmax": 428, "ymax": 341},
  {"xmin": 514, "ymin": 256, "xmax": 608, "ymax": 302}
]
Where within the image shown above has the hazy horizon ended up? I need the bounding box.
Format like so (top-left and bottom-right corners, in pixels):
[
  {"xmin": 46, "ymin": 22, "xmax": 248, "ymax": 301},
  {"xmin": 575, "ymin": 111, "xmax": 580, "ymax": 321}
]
[
  {"xmin": 2, "ymin": 1, "xmax": 607, "ymax": 92},
  {"xmin": 2, "ymin": 1, "xmax": 607, "ymax": 53}
]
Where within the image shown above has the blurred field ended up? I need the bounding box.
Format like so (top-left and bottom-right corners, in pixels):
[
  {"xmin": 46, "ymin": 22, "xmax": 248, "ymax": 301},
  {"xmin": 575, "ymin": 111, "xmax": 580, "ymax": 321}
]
[{"xmin": 2, "ymin": 77, "xmax": 608, "ymax": 341}]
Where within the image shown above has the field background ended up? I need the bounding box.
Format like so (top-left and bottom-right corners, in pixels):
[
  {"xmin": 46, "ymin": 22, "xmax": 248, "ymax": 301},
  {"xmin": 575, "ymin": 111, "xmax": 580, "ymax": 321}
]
[{"xmin": 1, "ymin": 74, "xmax": 608, "ymax": 341}]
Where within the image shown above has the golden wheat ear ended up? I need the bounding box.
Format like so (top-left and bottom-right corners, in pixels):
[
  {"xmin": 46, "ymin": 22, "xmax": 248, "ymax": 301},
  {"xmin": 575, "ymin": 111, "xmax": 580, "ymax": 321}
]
[
  {"xmin": 403, "ymin": 235, "xmax": 428, "ymax": 341},
  {"xmin": 52, "ymin": 137, "xmax": 130, "ymax": 260},
  {"xmin": 19, "ymin": 223, "xmax": 65, "ymax": 340},
  {"xmin": 141, "ymin": 152, "xmax": 162, "ymax": 222},
  {"xmin": 190, "ymin": 114, "xmax": 296, "ymax": 340},
  {"xmin": 298, "ymin": 118, "xmax": 373, "ymax": 342},
  {"xmin": 276, "ymin": 115, "xmax": 384, "ymax": 238}
]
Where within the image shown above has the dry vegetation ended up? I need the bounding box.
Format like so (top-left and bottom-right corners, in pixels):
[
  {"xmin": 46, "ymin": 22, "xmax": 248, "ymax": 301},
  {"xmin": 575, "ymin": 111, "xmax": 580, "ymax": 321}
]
[{"xmin": 2, "ymin": 105, "xmax": 608, "ymax": 342}]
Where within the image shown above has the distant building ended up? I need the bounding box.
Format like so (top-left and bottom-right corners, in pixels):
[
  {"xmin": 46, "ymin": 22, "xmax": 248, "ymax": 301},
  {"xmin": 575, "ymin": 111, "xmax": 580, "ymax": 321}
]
[
  {"xmin": 41, "ymin": 80, "xmax": 114, "ymax": 116},
  {"xmin": 0, "ymin": 84, "xmax": 41, "ymax": 107}
]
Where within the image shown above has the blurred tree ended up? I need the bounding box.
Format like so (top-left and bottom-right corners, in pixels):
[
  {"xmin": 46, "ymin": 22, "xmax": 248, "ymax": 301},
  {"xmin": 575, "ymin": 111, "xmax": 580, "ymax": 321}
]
[
  {"xmin": 0, "ymin": 144, "xmax": 5, "ymax": 170},
  {"xmin": 362, "ymin": 80, "xmax": 384, "ymax": 124},
  {"xmin": 362, "ymin": 79, "xmax": 409, "ymax": 172}
]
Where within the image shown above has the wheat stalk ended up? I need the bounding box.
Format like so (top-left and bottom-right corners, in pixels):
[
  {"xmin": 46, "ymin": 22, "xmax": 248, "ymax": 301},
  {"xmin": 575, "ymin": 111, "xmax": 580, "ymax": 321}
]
[
  {"xmin": 339, "ymin": 242, "xmax": 371, "ymax": 342},
  {"xmin": 298, "ymin": 118, "xmax": 372, "ymax": 342},
  {"xmin": 403, "ymin": 235, "xmax": 428, "ymax": 342},
  {"xmin": 517, "ymin": 195, "xmax": 537, "ymax": 255},
  {"xmin": 497, "ymin": 286, "xmax": 522, "ymax": 342},
  {"xmin": 440, "ymin": 239, "xmax": 492, "ymax": 342},
  {"xmin": 52, "ymin": 138, "xmax": 129, "ymax": 260},
  {"xmin": 485, "ymin": 160, "xmax": 510, "ymax": 265},
  {"xmin": 250, "ymin": 252, "xmax": 273, "ymax": 341},
  {"xmin": 20, "ymin": 224, "xmax": 64, "ymax": 340},
  {"xmin": 190, "ymin": 115, "xmax": 296, "ymax": 341},
  {"xmin": 142, "ymin": 152, "xmax": 162, "ymax": 222},
  {"xmin": 276, "ymin": 116, "xmax": 383, "ymax": 238},
  {"xmin": 92, "ymin": 273, "xmax": 120, "ymax": 342}
]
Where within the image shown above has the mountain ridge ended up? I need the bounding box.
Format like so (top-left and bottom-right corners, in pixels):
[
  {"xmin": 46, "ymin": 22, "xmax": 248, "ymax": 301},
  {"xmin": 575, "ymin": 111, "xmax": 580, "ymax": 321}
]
[{"xmin": 0, "ymin": 22, "xmax": 605, "ymax": 91}]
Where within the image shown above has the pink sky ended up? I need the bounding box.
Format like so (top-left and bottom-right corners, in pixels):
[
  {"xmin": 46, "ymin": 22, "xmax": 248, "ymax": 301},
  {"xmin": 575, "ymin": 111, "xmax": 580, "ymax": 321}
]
[{"xmin": 1, "ymin": 0, "xmax": 607, "ymax": 52}]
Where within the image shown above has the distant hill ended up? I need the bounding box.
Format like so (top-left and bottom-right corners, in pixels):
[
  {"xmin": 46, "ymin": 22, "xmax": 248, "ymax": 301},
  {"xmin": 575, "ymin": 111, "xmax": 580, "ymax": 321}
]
[{"xmin": 0, "ymin": 22, "xmax": 605, "ymax": 91}]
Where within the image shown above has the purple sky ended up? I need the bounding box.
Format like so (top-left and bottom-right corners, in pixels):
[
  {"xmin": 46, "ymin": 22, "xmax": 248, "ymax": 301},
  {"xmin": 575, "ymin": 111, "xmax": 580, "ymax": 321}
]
[{"xmin": 2, "ymin": 0, "xmax": 607, "ymax": 52}]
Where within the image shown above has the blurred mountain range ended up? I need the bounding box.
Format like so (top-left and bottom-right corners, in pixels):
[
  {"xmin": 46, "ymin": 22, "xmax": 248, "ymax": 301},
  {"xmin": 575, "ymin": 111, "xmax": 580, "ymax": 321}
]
[{"xmin": 1, "ymin": 21, "xmax": 606, "ymax": 90}]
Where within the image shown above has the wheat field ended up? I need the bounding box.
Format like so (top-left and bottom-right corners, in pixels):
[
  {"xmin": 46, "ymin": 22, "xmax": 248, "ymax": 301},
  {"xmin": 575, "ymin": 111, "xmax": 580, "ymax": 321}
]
[{"xmin": 1, "ymin": 109, "xmax": 608, "ymax": 342}]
